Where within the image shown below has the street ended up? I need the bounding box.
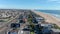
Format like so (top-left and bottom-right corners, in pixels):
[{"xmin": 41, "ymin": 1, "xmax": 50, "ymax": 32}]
[
  {"xmin": 0, "ymin": 13, "xmax": 20, "ymax": 34},
  {"xmin": 0, "ymin": 11, "xmax": 30, "ymax": 34}
]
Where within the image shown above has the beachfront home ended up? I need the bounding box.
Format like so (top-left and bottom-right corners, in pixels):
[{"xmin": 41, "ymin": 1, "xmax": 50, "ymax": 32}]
[
  {"xmin": 40, "ymin": 23, "xmax": 60, "ymax": 34},
  {"xmin": 42, "ymin": 27, "xmax": 52, "ymax": 34},
  {"xmin": 40, "ymin": 24, "xmax": 53, "ymax": 34},
  {"xmin": 35, "ymin": 17, "xmax": 45, "ymax": 24},
  {"xmin": 51, "ymin": 28, "xmax": 60, "ymax": 34},
  {"xmin": 41, "ymin": 24, "xmax": 53, "ymax": 29}
]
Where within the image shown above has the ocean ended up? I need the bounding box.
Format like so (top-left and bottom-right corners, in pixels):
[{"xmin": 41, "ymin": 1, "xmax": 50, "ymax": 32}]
[{"xmin": 36, "ymin": 10, "xmax": 60, "ymax": 19}]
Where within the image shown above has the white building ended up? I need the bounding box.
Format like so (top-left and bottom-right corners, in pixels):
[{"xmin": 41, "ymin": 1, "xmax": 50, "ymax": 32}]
[
  {"xmin": 41, "ymin": 23, "xmax": 53, "ymax": 29},
  {"xmin": 35, "ymin": 17, "xmax": 45, "ymax": 24}
]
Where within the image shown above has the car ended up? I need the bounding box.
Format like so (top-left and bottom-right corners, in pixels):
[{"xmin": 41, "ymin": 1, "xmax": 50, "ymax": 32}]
[
  {"xmin": 19, "ymin": 19, "xmax": 23, "ymax": 23},
  {"xmin": 23, "ymin": 28, "xmax": 30, "ymax": 31},
  {"xmin": 21, "ymin": 31, "xmax": 23, "ymax": 34},
  {"xmin": 7, "ymin": 29, "xmax": 18, "ymax": 34},
  {"xmin": 8, "ymin": 31, "xmax": 18, "ymax": 34},
  {"xmin": 11, "ymin": 23, "xmax": 20, "ymax": 28},
  {"xmin": 19, "ymin": 19, "xmax": 25, "ymax": 23}
]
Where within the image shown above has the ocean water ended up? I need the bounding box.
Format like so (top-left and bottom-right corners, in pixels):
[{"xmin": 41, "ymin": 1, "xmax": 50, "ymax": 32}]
[{"xmin": 36, "ymin": 10, "xmax": 60, "ymax": 19}]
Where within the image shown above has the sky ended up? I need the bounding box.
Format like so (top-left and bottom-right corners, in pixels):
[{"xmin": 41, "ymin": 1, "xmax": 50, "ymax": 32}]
[{"xmin": 0, "ymin": 0, "xmax": 60, "ymax": 10}]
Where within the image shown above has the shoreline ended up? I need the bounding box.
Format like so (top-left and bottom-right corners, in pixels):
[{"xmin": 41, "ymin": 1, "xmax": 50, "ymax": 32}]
[
  {"xmin": 38, "ymin": 11, "xmax": 60, "ymax": 19},
  {"xmin": 32, "ymin": 10, "xmax": 60, "ymax": 27},
  {"xmin": 37, "ymin": 11, "xmax": 60, "ymax": 21}
]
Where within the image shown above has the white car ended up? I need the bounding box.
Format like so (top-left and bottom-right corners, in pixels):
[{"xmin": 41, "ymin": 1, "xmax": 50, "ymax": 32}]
[{"xmin": 18, "ymin": 30, "xmax": 23, "ymax": 34}]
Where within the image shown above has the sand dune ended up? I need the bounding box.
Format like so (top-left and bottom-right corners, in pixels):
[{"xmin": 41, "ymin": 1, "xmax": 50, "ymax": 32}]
[{"xmin": 32, "ymin": 10, "xmax": 60, "ymax": 27}]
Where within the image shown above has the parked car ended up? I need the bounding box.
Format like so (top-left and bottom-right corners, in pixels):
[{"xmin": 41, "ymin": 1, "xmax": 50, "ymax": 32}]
[
  {"xmin": 19, "ymin": 19, "xmax": 25, "ymax": 23},
  {"xmin": 8, "ymin": 31, "xmax": 18, "ymax": 34},
  {"xmin": 23, "ymin": 28, "xmax": 30, "ymax": 31},
  {"xmin": 11, "ymin": 23, "xmax": 20, "ymax": 28}
]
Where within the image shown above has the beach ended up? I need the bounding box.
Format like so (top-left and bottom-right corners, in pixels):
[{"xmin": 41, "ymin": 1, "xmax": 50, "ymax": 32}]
[{"xmin": 32, "ymin": 10, "xmax": 60, "ymax": 27}]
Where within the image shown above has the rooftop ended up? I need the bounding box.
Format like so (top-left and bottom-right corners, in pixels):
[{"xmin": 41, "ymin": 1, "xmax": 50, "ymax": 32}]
[{"xmin": 51, "ymin": 28, "xmax": 60, "ymax": 32}]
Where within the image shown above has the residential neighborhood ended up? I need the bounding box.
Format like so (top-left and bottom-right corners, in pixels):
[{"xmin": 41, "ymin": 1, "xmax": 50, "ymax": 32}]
[{"xmin": 0, "ymin": 9, "xmax": 60, "ymax": 34}]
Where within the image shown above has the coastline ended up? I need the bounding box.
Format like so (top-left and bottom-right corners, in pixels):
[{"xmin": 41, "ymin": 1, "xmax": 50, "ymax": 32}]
[{"xmin": 32, "ymin": 10, "xmax": 60, "ymax": 27}]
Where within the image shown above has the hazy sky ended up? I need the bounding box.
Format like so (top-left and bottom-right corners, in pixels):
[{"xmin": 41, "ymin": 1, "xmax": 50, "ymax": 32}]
[{"xmin": 0, "ymin": 0, "xmax": 60, "ymax": 10}]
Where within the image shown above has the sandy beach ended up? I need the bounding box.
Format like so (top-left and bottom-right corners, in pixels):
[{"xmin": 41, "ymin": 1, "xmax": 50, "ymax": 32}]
[{"xmin": 32, "ymin": 10, "xmax": 60, "ymax": 27}]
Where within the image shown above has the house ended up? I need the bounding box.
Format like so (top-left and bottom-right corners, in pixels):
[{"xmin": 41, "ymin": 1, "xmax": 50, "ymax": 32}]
[
  {"xmin": 32, "ymin": 18, "xmax": 38, "ymax": 24},
  {"xmin": 41, "ymin": 24, "xmax": 52, "ymax": 27},
  {"xmin": 35, "ymin": 17, "xmax": 45, "ymax": 24},
  {"xmin": 41, "ymin": 24, "xmax": 53, "ymax": 34},
  {"xmin": 51, "ymin": 28, "xmax": 60, "ymax": 34},
  {"xmin": 35, "ymin": 17, "xmax": 44, "ymax": 21},
  {"xmin": 41, "ymin": 23, "xmax": 60, "ymax": 34},
  {"xmin": 41, "ymin": 24, "xmax": 53, "ymax": 29},
  {"xmin": 34, "ymin": 24, "xmax": 42, "ymax": 34},
  {"xmin": 42, "ymin": 27, "xmax": 52, "ymax": 34}
]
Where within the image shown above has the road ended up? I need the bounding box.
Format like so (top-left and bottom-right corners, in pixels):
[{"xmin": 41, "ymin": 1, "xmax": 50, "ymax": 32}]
[
  {"xmin": 0, "ymin": 13, "xmax": 20, "ymax": 34},
  {"xmin": 0, "ymin": 12, "xmax": 30, "ymax": 34}
]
